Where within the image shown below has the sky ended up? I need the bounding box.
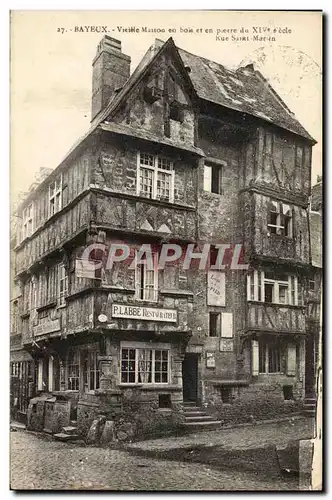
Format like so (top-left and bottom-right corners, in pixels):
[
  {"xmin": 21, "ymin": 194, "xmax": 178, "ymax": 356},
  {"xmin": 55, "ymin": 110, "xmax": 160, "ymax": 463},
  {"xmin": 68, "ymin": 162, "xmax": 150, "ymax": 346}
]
[{"xmin": 10, "ymin": 10, "xmax": 322, "ymax": 208}]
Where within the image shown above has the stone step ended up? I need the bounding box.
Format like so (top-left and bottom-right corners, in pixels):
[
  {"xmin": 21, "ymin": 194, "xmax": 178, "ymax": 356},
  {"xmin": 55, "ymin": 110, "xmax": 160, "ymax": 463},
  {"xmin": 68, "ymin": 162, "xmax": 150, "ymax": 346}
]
[
  {"xmin": 183, "ymin": 411, "xmax": 208, "ymax": 417},
  {"xmin": 62, "ymin": 426, "xmax": 78, "ymax": 435},
  {"xmin": 183, "ymin": 420, "xmax": 222, "ymax": 431},
  {"xmin": 304, "ymin": 398, "xmax": 316, "ymax": 403},
  {"xmin": 183, "ymin": 406, "xmax": 202, "ymax": 412},
  {"xmin": 184, "ymin": 415, "xmax": 216, "ymax": 422},
  {"xmin": 183, "ymin": 401, "xmax": 199, "ymax": 406},
  {"xmin": 53, "ymin": 432, "xmax": 80, "ymax": 442},
  {"xmin": 303, "ymin": 409, "xmax": 316, "ymax": 416},
  {"xmin": 303, "ymin": 404, "xmax": 316, "ymax": 410},
  {"xmin": 70, "ymin": 420, "xmax": 77, "ymax": 426}
]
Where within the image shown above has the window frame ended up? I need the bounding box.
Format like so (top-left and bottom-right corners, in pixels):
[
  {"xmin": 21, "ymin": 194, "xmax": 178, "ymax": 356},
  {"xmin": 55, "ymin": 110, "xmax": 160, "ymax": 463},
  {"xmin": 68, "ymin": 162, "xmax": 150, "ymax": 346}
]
[
  {"xmin": 203, "ymin": 162, "xmax": 223, "ymax": 195},
  {"xmin": 82, "ymin": 349, "xmax": 100, "ymax": 392},
  {"xmin": 247, "ymin": 270, "xmax": 299, "ymax": 306},
  {"xmin": 135, "ymin": 251, "xmax": 158, "ymax": 302},
  {"xmin": 120, "ymin": 342, "xmax": 171, "ymax": 385},
  {"xmin": 258, "ymin": 341, "xmax": 282, "ymax": 374},
  {"xmin": 22, "ymin": 203, "xmax": 34, "ymax": 240},
  {"xmin": 209, "ymin": 312, "xmax": 221, "ymax": 337},
  {"xmin": 267, "ymin": 201, "xmax": 293, "ymax": 238},
  {"xmin": 67, "ymin": 349, "xmax": 80, "ymax": 391},
  {"xmin": 137, "ymin": 152, "xmax": 175, "ymax": 203},
  {"xmin": 48, "ymin": 174, "xmax": 63, "ymax": 218},
  {"xmin": 58, "ymin": 263, "xmax": 68, "ymax": 306}
]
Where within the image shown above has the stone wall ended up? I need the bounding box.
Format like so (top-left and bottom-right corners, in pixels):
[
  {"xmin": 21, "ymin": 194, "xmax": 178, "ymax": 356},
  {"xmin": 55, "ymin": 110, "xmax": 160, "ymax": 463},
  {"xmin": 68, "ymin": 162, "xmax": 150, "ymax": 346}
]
[{"xmin": 203, "ymin": 381, "xmax": 304, "ymax": 425}]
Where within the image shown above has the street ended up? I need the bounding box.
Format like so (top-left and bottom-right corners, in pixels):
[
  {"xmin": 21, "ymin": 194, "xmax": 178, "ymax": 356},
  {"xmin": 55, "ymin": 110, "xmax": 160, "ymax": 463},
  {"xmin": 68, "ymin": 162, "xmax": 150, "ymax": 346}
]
[{"xmin": 10, "ymin": 418, "xmax": 314, "ymax": 491}]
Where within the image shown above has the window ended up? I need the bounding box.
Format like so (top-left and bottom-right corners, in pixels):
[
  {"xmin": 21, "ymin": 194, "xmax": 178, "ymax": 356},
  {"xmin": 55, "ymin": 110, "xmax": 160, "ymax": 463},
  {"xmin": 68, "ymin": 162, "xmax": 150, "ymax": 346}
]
[
  {"xmin": 121, "ymin": 346, "xmax": 169, "ymax": 384},
  {"xmin": 209, "ymin": 312, "xmax": 221, "ymax": 337},
  {"xmin": 247, "ymin": 270, "xmax": 299, "ymax": 306},
  {"xmin": 309, "ymin": 279, "xmax": 316, "ymax": 291},
  {"xmin": 135, "ymin": 252, "xmax": 158, "ymax": 302},
  {"xmin": 268, "ymin": 201, "xmax": 293, "ymax": 237},
  {"xmin": 22, "ymin": 204, "xmax": 34, "ymax": 239},
  {"xmin": 58, "ymin": 263, "xmax": 68, "ymax": 306},
  {"xmin": 30, "ymin": 278, "xmax": 38, "ymax": 310},
  {"xmin": 259, "ymin": 341, "xmax": 281, "ymax": 374},
  {"xmin": 138, "ymin": 153, "xmax": 174, "ymax": 202},
  {"xmin": 49, "ymin": 175, "xmax": 63, "ymax": 217},
  {"xmin": 67, "ymin": 350, "xmax": 79, "ymax": 390},
  {"xmin": 204, "ymin": 163, "xmax": 223, "ymax": 194},
  {"xmin": 169, "ymin": 102, "xmax": 184, "ymax": 122},
  {"xmin": 83, "ymin": 351, "xmax": 100, "ymax": 392}
]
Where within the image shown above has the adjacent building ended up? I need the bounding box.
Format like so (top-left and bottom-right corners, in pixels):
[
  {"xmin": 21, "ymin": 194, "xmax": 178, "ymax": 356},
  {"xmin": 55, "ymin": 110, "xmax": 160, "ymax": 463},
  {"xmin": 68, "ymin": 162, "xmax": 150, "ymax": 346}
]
[{"xmin": 12, "ymin": 36, "xmax": 319, "ymax": 437}]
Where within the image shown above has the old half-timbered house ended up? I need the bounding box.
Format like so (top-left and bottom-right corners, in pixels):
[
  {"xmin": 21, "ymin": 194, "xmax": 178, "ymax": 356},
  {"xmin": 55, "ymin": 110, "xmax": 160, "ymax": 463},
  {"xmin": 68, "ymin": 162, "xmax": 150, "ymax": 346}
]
[{"xmin": 13, "ymin": 36, "xmax": 318, "ymax": 439}]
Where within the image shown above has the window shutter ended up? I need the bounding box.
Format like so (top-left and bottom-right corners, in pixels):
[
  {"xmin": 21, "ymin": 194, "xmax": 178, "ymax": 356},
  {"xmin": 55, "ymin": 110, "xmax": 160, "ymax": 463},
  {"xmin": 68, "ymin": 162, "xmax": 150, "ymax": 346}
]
[
  {"xmin": 38, "ymin": 359, "xmax": 43, "ymax": 391},
  {"xmin": 252, "ymin": 340, "xmax": 259, "ymax": 376},
  {"xmin": 203, "ymin": 165, "xmax": 212, "ymax": 191},
  {"xmin": 221, "ymin": 312, "xmax": 233, "ymax": 338},
  {"xmin": 247, "ymin": 273, "xmax": 251, "ymax": 301},
  {"xmin": 48, "ymin": 357, "xmax": 53, "ymax": 392},
  {"xmin": 287, "ymin": 344, "xmax": 297, "ymax": 376}
]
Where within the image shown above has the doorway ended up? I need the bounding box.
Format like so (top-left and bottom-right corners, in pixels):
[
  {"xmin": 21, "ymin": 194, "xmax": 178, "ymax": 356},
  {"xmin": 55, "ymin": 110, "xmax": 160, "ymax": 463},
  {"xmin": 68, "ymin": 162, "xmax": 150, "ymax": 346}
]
[{"xmin": 182, "ymin": 354, "xmax": 198, "ymax": 402}]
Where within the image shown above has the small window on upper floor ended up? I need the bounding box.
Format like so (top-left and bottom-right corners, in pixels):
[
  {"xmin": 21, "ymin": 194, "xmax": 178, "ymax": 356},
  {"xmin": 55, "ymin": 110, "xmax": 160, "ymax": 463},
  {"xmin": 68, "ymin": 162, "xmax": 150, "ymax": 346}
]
[
  {"xmin": 49, "ymin": 175, "xmax": 63, "ymax": 218},
  {"xmin": 204, "ymin": 163, "xmax": 223, "ymax": 195},
  {"xmin": 309, "ymin": 279, "xmax": 316, "ymax": 291},
  {"xmin": 268, "ymin": 201, "xmax": 293, "ymax": 238},
  {"xmin": 22, "ymin": 203, "xmax": 34, "ymax": 240},
  {"xmin": 209, "ymin": 312, "xmax": 221, "ymax": 337}
]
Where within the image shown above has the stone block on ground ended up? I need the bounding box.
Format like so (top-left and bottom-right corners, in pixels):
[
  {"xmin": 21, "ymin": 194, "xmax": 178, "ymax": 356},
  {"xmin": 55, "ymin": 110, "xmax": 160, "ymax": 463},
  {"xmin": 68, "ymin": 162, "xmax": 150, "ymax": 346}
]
[{"xmin": 100, "ymin": 420, "xmax": 116, "ymax": 444}]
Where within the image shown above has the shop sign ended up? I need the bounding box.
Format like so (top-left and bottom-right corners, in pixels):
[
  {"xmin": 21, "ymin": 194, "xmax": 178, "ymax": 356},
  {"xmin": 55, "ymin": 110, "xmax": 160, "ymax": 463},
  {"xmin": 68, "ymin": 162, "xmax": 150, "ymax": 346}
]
[
  {"xmin": 33, "ymin": 318, "xmax": 61, "ymax": 337},
  {"xmin": 111, "ymin": 304, "xmax": 177, "ymax": 322}
]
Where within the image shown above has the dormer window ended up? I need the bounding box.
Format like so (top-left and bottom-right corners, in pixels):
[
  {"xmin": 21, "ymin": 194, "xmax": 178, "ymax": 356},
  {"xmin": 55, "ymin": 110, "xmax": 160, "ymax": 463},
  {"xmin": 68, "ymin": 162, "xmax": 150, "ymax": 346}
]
[
  {"xmin": 137, "ymin": 153, "xmax": 174, "ymax": 202},
  {"xmin": 49, "ymin": 175, "xmax": 63, "ymax": 217}
]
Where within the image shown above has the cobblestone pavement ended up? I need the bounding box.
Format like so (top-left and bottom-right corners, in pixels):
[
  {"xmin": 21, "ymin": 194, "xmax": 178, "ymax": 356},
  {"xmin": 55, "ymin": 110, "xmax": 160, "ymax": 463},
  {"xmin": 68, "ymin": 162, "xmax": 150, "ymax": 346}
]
[
  {"xmin": 128, "ymin": 417, "xmax": 315, "ymax": 452},
  {"xmin": 10, "ymin": 431, "xmax": 299, "ymax": 491}
]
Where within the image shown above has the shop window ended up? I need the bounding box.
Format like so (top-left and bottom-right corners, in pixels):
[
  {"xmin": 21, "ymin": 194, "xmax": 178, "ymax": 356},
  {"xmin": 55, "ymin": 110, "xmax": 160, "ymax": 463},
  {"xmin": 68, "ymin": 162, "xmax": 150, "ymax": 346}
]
[
  {"xmin": 258, "ymin": 341, "xmax": 282, "ymax": 374},
  {"xmin": 209, "ymin": 312, "xmax": 221, "ymax": 337},
  {"xmin": 83, "ymin": 351, "xmax": 100, "ymax": 392},
  {"xmin": 67, "ymin": 350, "xmax": 79, "ymax": 391},
  {"xmin": 159, "ymin": 394, "xmax": 172, "ymax": 408},
  {"xmin": 121, "ymin": 346, "xmax": 169, "ymax": 385}
]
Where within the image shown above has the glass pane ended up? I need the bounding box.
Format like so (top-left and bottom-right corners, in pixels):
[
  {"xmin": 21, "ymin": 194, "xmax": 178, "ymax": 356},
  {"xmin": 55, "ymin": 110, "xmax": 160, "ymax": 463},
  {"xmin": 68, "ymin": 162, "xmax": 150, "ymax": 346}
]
[
  {"xmin": 140, "ymin": 153, "xmax": 154, "ymax": 166},
  {"xmin": 140, "ymin": 168, "xmax": 153, "ymax": 198},
  {"xmin": 279, "ymin": 285, "xmax": 288, "ymax": 304}
]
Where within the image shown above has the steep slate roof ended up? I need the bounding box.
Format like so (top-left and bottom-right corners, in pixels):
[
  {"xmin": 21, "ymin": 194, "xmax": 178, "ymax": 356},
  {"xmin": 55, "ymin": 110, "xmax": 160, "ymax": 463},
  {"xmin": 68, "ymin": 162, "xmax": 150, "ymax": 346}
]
[
  {"xmin": 99, "ymin": 37, "xmax": 315, "ymax": 143},
  {"xmin": 177, "ymin": 47, "xmax": 315, "ymax": 142}
]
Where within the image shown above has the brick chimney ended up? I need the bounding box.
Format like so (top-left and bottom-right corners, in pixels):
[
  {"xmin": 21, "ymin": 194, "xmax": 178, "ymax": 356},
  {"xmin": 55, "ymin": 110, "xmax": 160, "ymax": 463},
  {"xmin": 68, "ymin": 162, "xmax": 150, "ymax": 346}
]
[{"xmin": 91, "ymin": 36, "xmax": 131, "ymax": 122}]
